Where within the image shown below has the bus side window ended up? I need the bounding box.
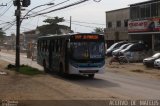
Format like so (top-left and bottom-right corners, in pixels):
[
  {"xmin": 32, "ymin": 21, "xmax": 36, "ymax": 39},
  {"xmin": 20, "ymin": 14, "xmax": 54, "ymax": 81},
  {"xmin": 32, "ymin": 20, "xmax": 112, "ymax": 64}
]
[
  {"xmin": 43, "ymin": 40, "xmax": 45, "ymax": 52},
  {"xmin": 40, "ymin": 42, "xmax": 42, "ymax": 51},
  {"xmin": 45, "ymin": 40, "xmax": 48, "ymax": 52},
  {"xmin": 59, "ymin": 39, "xmax": 62, "ymax": 52},
  {"xmin": 53, "ymin": 40, "xmax": 55, "ymax": 52},
  {"xmin": 42, "ymin": 41, "xmax": 44, "ymax": 52},
  {"xmin": 55, "ymin": 40, "xmax": 57, "ymax": 53},
  {"xmin": 43, "ymin": 40, "xmax": 46, "ymax": 52},
  {"xmin": 56, "ymin": 40, "xmax": 59, "ymax": 53}
]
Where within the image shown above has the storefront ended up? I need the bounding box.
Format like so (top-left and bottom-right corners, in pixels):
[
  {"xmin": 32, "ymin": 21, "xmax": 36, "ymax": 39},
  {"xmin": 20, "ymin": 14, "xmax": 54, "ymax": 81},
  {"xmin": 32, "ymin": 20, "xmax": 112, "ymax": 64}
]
[{"xmin": 128, "ymin": 16, "xmax": 160, "ymax": 52}]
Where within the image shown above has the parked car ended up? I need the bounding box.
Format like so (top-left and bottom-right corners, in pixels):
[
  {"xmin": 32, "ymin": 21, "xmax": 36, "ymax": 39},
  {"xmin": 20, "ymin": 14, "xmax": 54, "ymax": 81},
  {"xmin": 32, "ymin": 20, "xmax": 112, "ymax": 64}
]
[
  {"xmin": 119, "ymin": 43, "xmax": 149, "ymax": 62},
  {"xmin": 143, "ymin": 53, "xmax": 160, "ymax": 67},
  {"xmin": 112, "ymin": 43, "xmax": 132, "ymax": 56},
  {"xmin": 105, "ymin": 41, "xmax": 127, "ymax": 56},
  {"xmin": 154, "ymin": 57, "xmax": 160, "ymax": 68}
]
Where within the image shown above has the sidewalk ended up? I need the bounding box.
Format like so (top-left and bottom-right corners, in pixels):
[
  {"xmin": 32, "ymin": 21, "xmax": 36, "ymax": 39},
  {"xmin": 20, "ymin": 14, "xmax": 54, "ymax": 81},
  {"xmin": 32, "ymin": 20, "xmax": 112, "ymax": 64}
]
[
  {"xmin": 0, "ymin": 49, "xmax": 42, "ymax": 70},
  {"xmin": 1, "ymin": 49, "xmax": 27, "ymax": 57}
]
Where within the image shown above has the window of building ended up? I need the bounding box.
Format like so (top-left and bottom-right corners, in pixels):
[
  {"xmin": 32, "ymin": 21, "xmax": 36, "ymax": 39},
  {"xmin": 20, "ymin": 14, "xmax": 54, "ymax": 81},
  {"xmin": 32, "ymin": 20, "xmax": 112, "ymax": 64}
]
[
  {"xmin": 108, "ymin": 22, "xmax": 112, "ymax": 28},
  {"xmin": 116, "ymin": 21, "xmax": 121, "ymax": 27},
  {"xmin": 130, "ymin": 2, "xmax": 160, "ymax": 20},
  {"xmin": 151, "ymin": 3, "xmax": 158, "ymax": 17},
  {"xmin": 158, "ymin": 2, "xmax": 160, "ymax": 16},
  {"xmin": 146, "ymin": 4, "xmax": 151, "ymax": 18},
  {"xmin": 140, "ymin": 5, "xmax": 145, "ymax": 18},
  {"xmin": 124, "ymin": 19, "xmax": 128, "ymax": 27},
  {"xmin": 130, "ymin": 6, "xmax": 140, "ymax": 19}
]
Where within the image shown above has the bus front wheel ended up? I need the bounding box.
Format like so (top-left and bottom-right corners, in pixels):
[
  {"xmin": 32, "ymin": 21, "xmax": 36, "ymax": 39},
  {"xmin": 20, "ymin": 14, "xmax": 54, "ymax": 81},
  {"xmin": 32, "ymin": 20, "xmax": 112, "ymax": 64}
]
[
  {"xmin": 59, "ymin": 64, "xmax": 63, "ymax": 76},
  {"xmin": 88, "ymin": 74, "xmax": 95, "ymax": 78}
]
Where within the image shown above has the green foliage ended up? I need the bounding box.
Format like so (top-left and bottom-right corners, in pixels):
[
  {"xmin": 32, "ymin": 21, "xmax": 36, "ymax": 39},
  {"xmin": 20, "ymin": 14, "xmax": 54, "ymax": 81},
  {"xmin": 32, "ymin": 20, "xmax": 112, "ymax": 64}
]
[
  {"xmin": 7, "ymin": 64, "xmax": 43, "ymax": 76},
  {"xmin": 0, "ymin": 28, "xmax": 6, "ymax": 39},
  {"xmin": 37, "ymin": 17, "xmax": 71, "ymax": 35},
  {"xmin": 43, "ymin": 16, "xmax": 65, "ymax": 25},
  {"xmin": 93, "ymin": 27, "xmax": 104, "ymax": 34}
]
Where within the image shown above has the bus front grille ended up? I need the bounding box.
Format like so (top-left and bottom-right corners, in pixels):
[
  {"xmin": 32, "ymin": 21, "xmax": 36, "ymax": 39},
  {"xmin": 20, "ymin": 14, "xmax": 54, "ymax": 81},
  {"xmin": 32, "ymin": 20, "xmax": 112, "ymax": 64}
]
[{"xmin": 79, "ymin": 70, "xmax": 98, "ymax": 73}]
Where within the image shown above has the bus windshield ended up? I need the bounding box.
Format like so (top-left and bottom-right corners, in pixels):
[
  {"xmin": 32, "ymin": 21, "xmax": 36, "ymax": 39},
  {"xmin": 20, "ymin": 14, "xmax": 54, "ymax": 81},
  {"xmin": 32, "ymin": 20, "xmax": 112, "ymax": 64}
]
[{"xmin": 70, "ymin": 42, "xmax": 105, "ymax": 61}]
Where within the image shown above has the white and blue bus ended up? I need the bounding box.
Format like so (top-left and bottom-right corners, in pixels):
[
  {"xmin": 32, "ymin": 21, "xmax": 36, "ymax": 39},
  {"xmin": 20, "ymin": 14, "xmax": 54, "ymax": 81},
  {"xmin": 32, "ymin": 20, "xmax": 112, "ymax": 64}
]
[{"xmin": 37, "ymin": 33, "xmax": 105, "ymax": 78}]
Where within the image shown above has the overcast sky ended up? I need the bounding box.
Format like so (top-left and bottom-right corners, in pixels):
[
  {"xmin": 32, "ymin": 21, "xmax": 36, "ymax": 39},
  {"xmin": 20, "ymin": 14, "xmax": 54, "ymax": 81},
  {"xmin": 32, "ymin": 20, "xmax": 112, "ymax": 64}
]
[{"xmin": 0, "ymin": 0, "xmax": 147, "ymax": 36}]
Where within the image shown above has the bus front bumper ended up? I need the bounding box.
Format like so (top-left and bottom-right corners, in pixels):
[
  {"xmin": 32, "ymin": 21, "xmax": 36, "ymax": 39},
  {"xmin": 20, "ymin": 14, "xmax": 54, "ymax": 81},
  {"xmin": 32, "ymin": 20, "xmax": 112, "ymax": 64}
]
[{"xmin": 69, "ymin": 64, "xmax": 105, "ymax": 75}]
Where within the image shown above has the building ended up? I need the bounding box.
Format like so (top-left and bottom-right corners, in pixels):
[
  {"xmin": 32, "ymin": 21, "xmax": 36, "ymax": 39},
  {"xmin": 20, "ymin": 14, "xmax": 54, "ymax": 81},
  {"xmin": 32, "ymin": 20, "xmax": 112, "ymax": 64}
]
[
  {"xmin": 3, "ymin": 33, "xmax": 25, "ymax": 51},
  {"xmin": 105, "ymin": 7, "xmax": 129, "ymax": 47},
  {"xmin": 3, "ymin": 34, "xmax": 16, "ymax": 50},
  {"xmin": 129, "ymin": 0, "xmax": 160, "ymax": 52},
  {"xmin": 22, "ymin": 29, "xmax": 39, "ymax": 49},
  {"xmin": 22, "ymin": 29, "xmax": 39, "ymax": 58}
]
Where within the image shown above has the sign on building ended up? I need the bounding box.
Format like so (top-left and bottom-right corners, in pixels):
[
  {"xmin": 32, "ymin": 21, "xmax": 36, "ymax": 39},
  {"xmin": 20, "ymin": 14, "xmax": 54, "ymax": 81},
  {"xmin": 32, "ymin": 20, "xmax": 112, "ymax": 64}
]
[{"xmin": 128, "ymin": 18, "xmax": 160, "ymax": 33}]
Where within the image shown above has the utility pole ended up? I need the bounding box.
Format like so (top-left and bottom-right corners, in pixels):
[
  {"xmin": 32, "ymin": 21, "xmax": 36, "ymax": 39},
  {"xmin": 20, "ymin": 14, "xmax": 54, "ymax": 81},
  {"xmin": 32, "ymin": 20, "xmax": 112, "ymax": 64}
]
[
  {"xmin": 15, "ymin": 0, "xmax": 21, "ymax": 69},
  {"xmin": 70, "ymin": 16, "xmax": 72, "ymax": 32},
  {"xmin": 13, "ymin": 0, "xmax": 30, "ymax": 70}
]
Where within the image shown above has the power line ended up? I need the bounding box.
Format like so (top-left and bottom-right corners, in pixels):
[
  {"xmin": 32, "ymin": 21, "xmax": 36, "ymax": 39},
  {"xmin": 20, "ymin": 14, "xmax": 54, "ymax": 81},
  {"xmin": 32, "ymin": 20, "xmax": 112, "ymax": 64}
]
[
  {"xmin": 0, "ymin": 3, "xmax": 13, "ymax": 17},
  {"xmin": 65, "ymin": 21, "xmax": 104, "ymax": 28},
  {"xmin": 1, "ymin": 20, "xmax": 16, "ymax": 28},
  {"xmin": 1, "ymin": 19, "xmax": 16, "ymax": 31},
  {"xmin": 27, "ymin": 0, "xmax": 90, "ymax": 18},
  {"xmin": 29, "ymin": 0, "xmax": 70, "ymax": 16},
  {"xmin": 23, "ymin": 8, "xmax": 105, "ymax": 27},
  {"xmin": 65, "ymin": 19, "xmax": 105, "ymax": 26}
]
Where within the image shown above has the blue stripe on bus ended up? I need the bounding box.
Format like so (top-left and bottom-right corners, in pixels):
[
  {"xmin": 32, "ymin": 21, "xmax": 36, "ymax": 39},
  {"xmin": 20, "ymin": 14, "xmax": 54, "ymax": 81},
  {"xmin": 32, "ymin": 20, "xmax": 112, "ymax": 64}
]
[{"xmin": 70, "ymin": 60, "xmax": 105, "ymax": 68}]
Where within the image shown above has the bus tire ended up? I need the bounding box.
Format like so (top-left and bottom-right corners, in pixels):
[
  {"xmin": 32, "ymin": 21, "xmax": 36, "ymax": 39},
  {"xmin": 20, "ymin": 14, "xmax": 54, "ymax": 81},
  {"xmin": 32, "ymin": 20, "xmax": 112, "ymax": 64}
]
[
  {"xmin": 88, "ymin": 74, "xmax": 95, "ymax": 78},
  {"xmin": 59, "ymin": 64, "xmax": 63, "ymax": 76},
  {"xmin": 43, "ymin": 60, "xmax": 48, "ymax": 73}
]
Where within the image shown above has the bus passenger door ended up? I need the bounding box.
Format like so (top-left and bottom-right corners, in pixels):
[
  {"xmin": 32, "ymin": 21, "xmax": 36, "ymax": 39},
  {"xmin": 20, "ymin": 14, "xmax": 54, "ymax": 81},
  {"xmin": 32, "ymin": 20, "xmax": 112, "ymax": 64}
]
[
  {"xmin": 65, "ymin": 40, "xmax": 69, "ymax": 73},
  {"xmin": 49, "ymin": 41, "xmax": 52, "ymax": 69}
]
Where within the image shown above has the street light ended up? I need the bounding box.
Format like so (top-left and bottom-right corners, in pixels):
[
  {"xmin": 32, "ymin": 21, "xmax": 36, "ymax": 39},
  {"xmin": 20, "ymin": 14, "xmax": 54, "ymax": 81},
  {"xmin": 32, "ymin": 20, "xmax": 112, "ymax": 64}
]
[{"xmin": 21, "ymin": 2, "xmax": 54, "ymax": 23}]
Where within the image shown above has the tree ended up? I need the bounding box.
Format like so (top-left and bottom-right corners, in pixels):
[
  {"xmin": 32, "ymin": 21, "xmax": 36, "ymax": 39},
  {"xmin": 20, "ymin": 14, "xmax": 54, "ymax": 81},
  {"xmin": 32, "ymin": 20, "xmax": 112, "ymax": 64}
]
[
  {"xmin": 43, "ymin": 17, "xmax": 65, "ymax": 25},
  {"xmin": 37, "ymin": 17, "xmax": 73, "ymax": 35},
  {"xmin": 93, "ymin": 27, "xmax": 104, "ymax": 34},
  {"xmin": 0, "ymin": 28, "xmax": 6, "ymax": 44},
  {"xmin": 0, "ymin": 28, "xmax": 6, "ymax": 39}
]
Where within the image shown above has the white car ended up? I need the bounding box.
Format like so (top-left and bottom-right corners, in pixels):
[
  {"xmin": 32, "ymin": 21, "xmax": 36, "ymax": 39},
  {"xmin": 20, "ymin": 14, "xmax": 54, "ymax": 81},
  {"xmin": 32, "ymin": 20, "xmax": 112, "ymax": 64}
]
[{"xmin": 154, "ymin": 58, "xmax": 160, "ymax": 68}]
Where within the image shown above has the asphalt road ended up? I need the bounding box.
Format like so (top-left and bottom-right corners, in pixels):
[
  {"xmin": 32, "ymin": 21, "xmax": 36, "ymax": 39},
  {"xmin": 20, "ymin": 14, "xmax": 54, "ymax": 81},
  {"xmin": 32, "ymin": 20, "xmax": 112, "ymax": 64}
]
[{"xmin": 0, "ymin": 52, "xmax": 160, "ymax": 99}]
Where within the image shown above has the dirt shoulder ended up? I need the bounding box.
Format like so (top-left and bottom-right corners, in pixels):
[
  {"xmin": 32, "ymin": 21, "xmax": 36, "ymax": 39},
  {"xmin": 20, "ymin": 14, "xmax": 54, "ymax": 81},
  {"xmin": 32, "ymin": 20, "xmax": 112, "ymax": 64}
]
[
  {"xmin": 0, "ymin": 60, "xmax": 121, "ymax": 100},
  {"xmin": 106, "ymin": 58, "xmax": 160, "ymax": 79}
]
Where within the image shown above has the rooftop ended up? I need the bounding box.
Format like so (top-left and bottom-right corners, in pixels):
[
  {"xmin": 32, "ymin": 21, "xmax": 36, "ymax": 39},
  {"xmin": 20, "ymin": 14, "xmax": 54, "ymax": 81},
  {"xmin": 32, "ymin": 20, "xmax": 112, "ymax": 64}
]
[{"xmin": 130, "ymin": 0, "xmax": 159, "ymax": 6}]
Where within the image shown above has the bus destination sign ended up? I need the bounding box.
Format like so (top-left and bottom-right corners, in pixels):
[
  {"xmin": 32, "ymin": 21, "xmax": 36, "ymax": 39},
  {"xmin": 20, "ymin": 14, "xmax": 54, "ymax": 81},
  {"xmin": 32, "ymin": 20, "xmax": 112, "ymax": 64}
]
[{"xmin": 74, "ymin": 35, "xmax": 99, "ymax": 40}]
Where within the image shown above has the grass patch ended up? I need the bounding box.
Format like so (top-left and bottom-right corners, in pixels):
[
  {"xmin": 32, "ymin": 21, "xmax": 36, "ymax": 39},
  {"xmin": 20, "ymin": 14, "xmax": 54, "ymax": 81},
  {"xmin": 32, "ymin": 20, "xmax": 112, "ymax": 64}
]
[
  {"xmin": 7, "ymin": 64, "xmax": 43, "ymax": 76},
  {"xmin": 130, "ymin": 69, "xmax": 144, "ymax": 73}
]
